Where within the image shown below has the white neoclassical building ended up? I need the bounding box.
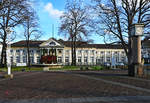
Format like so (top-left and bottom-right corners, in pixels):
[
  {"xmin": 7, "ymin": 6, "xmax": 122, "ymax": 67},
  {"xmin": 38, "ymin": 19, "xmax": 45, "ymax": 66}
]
[{"xmin": 0, "ymin": 38, "xmax": 149, "ymax": 66}]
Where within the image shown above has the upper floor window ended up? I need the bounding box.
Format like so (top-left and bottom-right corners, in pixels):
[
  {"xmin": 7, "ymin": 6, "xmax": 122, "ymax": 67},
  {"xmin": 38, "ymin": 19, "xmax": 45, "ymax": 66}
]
[
  {"xmin": 78, "ymin": 50, "xmax": 82, "ymax": 54},
  {"xmin": 85, "ymin": 50, "xmax": 88, "ymax": 54},
  {"xmin": 23, "ymin": 50, "xmax": 26, "ymax": 55},
  {"xmin": 106, "ymin": 51, "xmax": 111, "ymax": 56},
  {"xmin": 65, "ymin": 50, "xmax": 69, "ymax": 54},
  {"xmin": 16, "ymin": 50, "xmax": 20, "ymax": 55},
  {"xmin": 100, "ymin": 51, "xmax": 104, "ymax": 54}
]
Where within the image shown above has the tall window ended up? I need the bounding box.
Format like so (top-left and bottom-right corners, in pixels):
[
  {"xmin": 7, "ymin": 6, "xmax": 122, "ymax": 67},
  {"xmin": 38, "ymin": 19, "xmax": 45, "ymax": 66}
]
[
  {"xmin": 30, "ymin": 50, "xmax": 34, "ymax": 55},
  {"xmin": 11, "ymin": 57, "xmax": 13, "ymax": 64},
  {"xmin": 16, "ymin": 56, "xmax": 20, "ymax": 63},
  {"xmin": 23, "ymin": 50, "xmax": 26, "ymax": 55},
  {"xmin": 16, "ymin": 50, "xmax": 20, "ymax": 55},
  {"xmin": 106, "ymin": 57, "xmax": 111, "ymax": 62},
  {"xmin": 58, "ymin": 57, "xmax": 62, "ymax": 63},
  {"xmin": 10, "ymin": 50, "xmax": 13, "ymax": 55},
  {"xmin": 84, "ymin": 57, "xmax": 88, "ymax": 63},
  {"xmin": 37, "ymin": 57, "xmax": 40, "ymax": 64},
  {"xmin": 23, "ymin": 56, "xmax": 27, "ymax": 63},
  {"xmin": 65, "ymin": 57, "xmax": 69, "ymax": 63},
  {"xmin": 78, "ymin": 50, "xmax": 82, "ymax": 54},
  {"xmin": 91, "ymin": 57, "xmax": 94, "ymax": 63},
  {"xmin": 78, "ymin": 57, "xmax": 82, "ymax": 63},
  {"xmin": 30, "ymin": 57, "xmax": 34, "ymax": 64},
  {"xmin": 100, "ymin": 56, "xmax": 104, "ymax": 63}
]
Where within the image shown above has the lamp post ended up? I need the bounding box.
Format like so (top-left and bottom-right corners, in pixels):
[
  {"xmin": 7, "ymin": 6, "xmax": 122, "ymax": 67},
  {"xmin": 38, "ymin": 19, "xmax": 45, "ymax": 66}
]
[
  {"xmin": 6, "ymin": 27, "xmax": 12, "ymax": 76},
  {"xmin": 131, "ymin": 23, "xmax": 144, "ymax": 77}
]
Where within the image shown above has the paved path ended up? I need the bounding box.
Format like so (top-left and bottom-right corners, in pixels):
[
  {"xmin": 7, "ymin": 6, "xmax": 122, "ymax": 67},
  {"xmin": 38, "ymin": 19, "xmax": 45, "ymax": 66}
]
[
  {"xmin": 86, "ymin": 70, "xmax": 150, "ymax": 82},
  {"xmin": 0, "ymin": 96, "xmax": 150, "ymax": 103},
  {"xmin": 63, "ymin": 71, "xmax": 150, "ymax": 93}
]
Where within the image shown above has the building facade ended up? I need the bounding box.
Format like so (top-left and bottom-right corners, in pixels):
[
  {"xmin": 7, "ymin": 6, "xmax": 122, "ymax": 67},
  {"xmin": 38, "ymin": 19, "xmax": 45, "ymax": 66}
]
[{"xmin": 0, "ymin": 38, "xmax": 149, "ymax": 66}]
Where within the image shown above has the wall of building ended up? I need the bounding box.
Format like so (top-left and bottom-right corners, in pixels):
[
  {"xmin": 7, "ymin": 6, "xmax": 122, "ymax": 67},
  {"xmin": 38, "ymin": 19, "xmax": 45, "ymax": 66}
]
[{"xmin": 0, "ymin": 46, "xmax": 128, "ymax": 66}]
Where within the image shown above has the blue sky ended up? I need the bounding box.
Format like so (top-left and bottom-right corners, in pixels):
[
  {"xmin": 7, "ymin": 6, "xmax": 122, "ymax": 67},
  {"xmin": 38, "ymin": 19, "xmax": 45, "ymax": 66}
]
[{"xmin": 17, "ymin": 0, "xmax": 102, "ymax": 43}]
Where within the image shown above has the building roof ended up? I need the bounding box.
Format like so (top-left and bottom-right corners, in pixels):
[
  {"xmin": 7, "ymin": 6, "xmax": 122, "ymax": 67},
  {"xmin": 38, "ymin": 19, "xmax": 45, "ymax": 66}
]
[
  {"xmin": 11, "ymin": 38, "xmax": 124, "ymax": 49},
  {"xmin": 11, "ymin": 40, "xmax": 45, "ymax": 48}
]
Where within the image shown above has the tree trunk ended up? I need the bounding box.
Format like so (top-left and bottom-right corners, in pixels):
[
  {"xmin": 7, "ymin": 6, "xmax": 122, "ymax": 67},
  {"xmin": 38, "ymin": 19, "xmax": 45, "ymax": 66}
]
[
  {"xmin": 127, "ymin": 37, "xmax": 135, "ymax": 76},
  {"xmin": 73, "ymin": 36, "xmax": 76, "ymax": 66},
  {"xmin": 27, "ymin": 41, "xmax": 30, "ymax": 67},
  {"xmin": 0, "ymin": 31, "xmax": 7, "ymax": 67},
  {"xmin": 71, "ymin": 37, "xmax": 74, "ymax": 66}
]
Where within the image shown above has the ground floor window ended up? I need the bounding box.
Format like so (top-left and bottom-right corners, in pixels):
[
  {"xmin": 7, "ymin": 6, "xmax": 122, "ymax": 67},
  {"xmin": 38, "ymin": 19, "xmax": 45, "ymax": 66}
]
[
  {"xmin": 100, "ymin": 56, "xmax": 104, "ymax": 63},
  {"xmin": 11, "ymin": 57, "xmax": 13, "ymax": 64},
  {"xmin": 78, "ymin": 57, "xmax": 82, "ymax": 63},
  {"xmin": 65, "ymin": 57, "xmax": 69, "ymax": 63},
  {"xmin": 91, "ymin": 57, "xmax": 94, "ymax": 63},
  {"xmin": 96, "ymin": 58, "xmax": 101, "ymax": 64},
  {"xmin": 106, "ymin": 57, "xmax": 111, "ymax": 62},
  {"xmin": 37, "ymin": 57, "xmax": 40, "ymax": 64},
  {"xmin": 30, "ymin": 57, "xmax": 34, "ymax": 63},
  {"xmin": 23, "ymin": 56, "xmax": 27, "ymax": 63},
  {"xmin": 58, "ymin": 57, "xmax": 62, "ymax": 63},
  {"xmin": 121, "ymin": 56, "xmax": 125, "ymax": 62},
  {"xmin": 16, "ymin": 56, "xmax": 20, "ymax": 63},
  {"xmin": 84, "ymin": 57, "xmax": 88, "ymax": 63}
]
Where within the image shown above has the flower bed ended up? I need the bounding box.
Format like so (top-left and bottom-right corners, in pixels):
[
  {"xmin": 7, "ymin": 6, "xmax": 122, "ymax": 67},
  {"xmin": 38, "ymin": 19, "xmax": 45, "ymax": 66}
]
[{"xmin": 40, "ymin": 55, "xmax": 57, "ymax": 64}]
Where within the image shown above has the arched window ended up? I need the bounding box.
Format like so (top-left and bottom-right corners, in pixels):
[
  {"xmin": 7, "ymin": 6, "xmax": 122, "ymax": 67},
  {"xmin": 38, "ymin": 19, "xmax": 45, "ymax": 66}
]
[{"xmin": 49, "ymin": 41, "xmax": 56, "ymax": 46}]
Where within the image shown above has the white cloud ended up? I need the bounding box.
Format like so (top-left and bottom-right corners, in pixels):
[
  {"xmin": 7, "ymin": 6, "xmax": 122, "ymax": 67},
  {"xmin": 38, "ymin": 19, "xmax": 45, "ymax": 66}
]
[{"xmin": 44, "ymin": 2, "xmax": 63, "ymax": 18}]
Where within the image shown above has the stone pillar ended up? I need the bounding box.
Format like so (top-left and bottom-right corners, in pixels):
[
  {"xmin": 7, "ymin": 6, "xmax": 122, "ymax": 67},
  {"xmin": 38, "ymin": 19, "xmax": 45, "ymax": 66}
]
[
  {"xmin": 94, "ymin": 50, "xmax": 96, "ymax": 65},
  {"xmin": 130, "ymin": 23, "xmax": 144, "ymax": 77},
  {"xmin": 88, "ymin": 50, "xmax": 90, "ymax": 65},
  {"xmin": 34, "ymin": 50, "xmax": 37, "ymax": 64},
  {"xmin": 76, "ymin": 50, "xmax": 78, "ymax": 64},
  {"xmin": 20, "ymin": 50, "xmax": 23, "ymax": 63},
  {"xmin": 104, "ymin": 51, "xmax": 106, "ymax": 62},
  {"xmin": 13, "ymin": 49, "xmax": 16, "ymax": 64},
  {"xmin": 81, "ymin": 50, "xmax": 84, "ymax": 65},
  {"xmin": 69, "ymin": 50, "xmax": 72, "ymax": 64},
  {"xmin": 62, "ymin": 49, "xmax": 65, "ymax": 65}
]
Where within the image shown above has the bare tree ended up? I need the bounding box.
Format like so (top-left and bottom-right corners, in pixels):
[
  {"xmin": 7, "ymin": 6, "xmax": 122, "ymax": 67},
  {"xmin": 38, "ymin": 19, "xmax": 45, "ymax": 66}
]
[
  {"xmin": 59, "ymin": 0, "xmax": 93, "ymax": 65},
  {"xmin": 23, "ymin": 11, "xmax": 41, "ymax": 67},
  {"xmin": 0, "ymin": 0, "xmax": 33, "ymax": 67},
  {"xmin": 92, "ymin": 0, "xmax": 150, "ymax": 76}
]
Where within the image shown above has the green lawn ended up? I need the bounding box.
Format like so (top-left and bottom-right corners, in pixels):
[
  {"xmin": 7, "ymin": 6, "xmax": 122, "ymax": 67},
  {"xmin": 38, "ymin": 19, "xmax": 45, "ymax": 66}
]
[
  {"xmin": 0, "ymin": 66, "xmax": 43, "ymax": 72},
  {"xmin": 0, "ymin": 65, "xmax": 110, "ymax": 72}
]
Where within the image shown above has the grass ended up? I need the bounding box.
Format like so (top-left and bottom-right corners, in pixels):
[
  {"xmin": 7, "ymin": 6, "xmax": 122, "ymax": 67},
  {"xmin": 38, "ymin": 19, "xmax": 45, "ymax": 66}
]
[
  {"xmin": 90, "ymin": 65, "xmax": 110, "ymax": 70},
  {"xmin": 0, "ymin": 65, "xmax": 111, "ymax": 72},
  {"xmin": 0, "ymin": 66, "xmax": 43, "ymax": 72},
  {"xmin": 49, "ymin": 65, "xmax": 80, "ymax": 70}
]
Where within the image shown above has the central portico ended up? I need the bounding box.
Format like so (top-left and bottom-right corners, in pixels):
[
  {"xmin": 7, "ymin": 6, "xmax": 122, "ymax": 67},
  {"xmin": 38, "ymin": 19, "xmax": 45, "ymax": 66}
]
[{"xmin": 39, "ymin": 38, "xmax": 64, "ymax": 64}]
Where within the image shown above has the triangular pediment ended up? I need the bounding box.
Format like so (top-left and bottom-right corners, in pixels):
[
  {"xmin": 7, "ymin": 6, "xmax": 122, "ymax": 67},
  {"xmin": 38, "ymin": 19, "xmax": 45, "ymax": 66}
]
[{"xmin": 39, "ymin": 38, "xmax": 64, "ymax": 48}]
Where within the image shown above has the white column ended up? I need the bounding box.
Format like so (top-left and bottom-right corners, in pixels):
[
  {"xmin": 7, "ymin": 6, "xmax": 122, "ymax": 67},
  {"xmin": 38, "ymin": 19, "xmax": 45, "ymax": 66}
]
[
  {"xmin": 118, "ymin": 51, "xmax": 121, "ymax": 62},
  {"xmin": 48, "ymin": 48, "xmax": 49, "ymax": 55},
  {"xmin": 104, "ymin": 51, "xmax": 106, "ymax": 62},
  {"xmin": 94, "ymin": 50, "xmax": 96, "ymax": 65},
  {"xmin": 81, "ymin": 50, "xmax": 84, "ymax": 65},
  {"xmin": 69, "ymin": 50, "xmax": 72, "ymax": 63},
  {"xmin": 13, "ymin": 49, "xmax": 16, "ymax": 64},
  {"xmin": 20, "ymin": 50, "xmax": 23, "ymax": 63},
  {"xmin": 63, "ymin": 49, "xmax": 65, "ymax": 64},
  {"xmin": 88, "ymin": 50, "xmax": 90, "ymax": 65},
  {"xmin": 34, "ymin": 50, "xmax": 37, "ymax": 64},
  {"xmin": 75, "ymin": 50, "xmax": 77, "ymax": 64}
]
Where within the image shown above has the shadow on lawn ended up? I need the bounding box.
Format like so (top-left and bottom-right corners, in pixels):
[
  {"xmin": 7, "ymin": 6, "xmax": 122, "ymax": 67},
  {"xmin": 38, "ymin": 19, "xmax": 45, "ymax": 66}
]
[{"xmin": 73, "ymin": 72, "xmax": 128, "ymax": 77}]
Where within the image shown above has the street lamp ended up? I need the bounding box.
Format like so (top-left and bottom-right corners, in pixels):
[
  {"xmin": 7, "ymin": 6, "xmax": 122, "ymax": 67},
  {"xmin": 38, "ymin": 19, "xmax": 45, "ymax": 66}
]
[{"xmin": 6, "ymin": 27, "xmax": 12, "ymax": 77}]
